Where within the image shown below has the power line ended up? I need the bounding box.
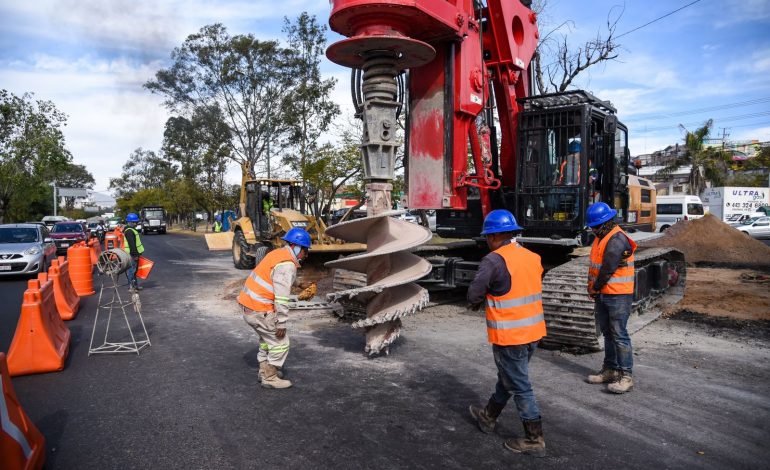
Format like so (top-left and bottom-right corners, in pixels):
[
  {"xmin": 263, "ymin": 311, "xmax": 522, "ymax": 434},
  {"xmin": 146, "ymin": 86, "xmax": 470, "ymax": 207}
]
[
  {"xmin": 635, "ymin": 111, "xmax": 770, "ymax": 132},
  {"xmin": 616, "ymin": 0, "xmax": 703, "ymax": 39},
  {"xmin": 625, "ymin": 96, "xmax": 770, "ymax": 122}
]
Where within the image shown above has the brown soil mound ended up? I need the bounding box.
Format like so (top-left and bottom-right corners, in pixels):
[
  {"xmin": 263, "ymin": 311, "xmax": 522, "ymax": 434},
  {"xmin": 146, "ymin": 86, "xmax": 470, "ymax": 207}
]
[
  {"xmin": 640, "ymin": 214, "xmax": 770, "ymax": 268},
  {"xmin": 668, "ymin": 268, "xmax": 770, "ymax": 321}
]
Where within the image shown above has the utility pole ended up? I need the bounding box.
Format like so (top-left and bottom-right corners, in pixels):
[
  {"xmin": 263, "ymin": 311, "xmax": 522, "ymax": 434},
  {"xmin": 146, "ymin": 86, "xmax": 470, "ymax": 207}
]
[
  {"xmin": 52, "ymin": 182, "xmax": 57, "ymax": 216},
  {"xmin": 266, "ymin": 112, "xmax": 271, "ymax": 179}
]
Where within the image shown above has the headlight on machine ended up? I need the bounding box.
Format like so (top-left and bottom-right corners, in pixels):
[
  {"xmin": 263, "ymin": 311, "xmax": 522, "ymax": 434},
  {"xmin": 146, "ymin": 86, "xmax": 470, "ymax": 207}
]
[{"xmin": 24, "ymin": 246, "xmax": 42, "ymax": 255}]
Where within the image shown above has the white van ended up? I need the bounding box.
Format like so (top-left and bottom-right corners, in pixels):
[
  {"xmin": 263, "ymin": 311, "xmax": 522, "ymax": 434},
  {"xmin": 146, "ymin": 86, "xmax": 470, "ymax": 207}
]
[{"xmin": 656, "ymin": 195, "xmax": 705, "ymax": 232}]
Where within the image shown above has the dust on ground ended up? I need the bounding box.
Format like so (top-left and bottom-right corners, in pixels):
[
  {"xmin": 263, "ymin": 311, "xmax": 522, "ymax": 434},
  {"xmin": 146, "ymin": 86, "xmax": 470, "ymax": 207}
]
[{"xmin": 640, "ymin": 213, "xmax": 770, "ymax": 269}]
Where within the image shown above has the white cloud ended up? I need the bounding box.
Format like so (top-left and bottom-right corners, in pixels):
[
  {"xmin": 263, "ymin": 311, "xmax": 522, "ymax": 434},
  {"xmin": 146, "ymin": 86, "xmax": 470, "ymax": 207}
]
[{"xmin": 716, "ymin": 0, "xmax": 770, "ymax": 27}]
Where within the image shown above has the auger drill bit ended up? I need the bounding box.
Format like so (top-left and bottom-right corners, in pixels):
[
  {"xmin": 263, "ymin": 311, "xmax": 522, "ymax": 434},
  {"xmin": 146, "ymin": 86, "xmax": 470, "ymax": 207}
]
[
  {"xmin": 326, "ymin": 20, "xmax": 435, "ymax": 355},
  {"xmin": 326, "ymin": 211, "xmax": 432, "ymax": 355}
]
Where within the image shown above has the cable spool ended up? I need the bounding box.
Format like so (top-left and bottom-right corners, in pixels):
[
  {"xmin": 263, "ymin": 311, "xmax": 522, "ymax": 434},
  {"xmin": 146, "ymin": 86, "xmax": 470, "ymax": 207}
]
[{"xmin": 97, "ymin": 249, "xmax": 132, "ymax": 276}]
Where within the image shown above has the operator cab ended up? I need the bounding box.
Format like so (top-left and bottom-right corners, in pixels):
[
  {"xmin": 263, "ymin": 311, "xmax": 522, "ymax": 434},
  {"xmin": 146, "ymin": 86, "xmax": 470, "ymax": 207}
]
[
  {"xmin": 512, "ymin": 90, "xmax": 645, "ymax": 246},
  {"xmin": 244, "ymin": 179, "xmax": 305, "ymax": 237}
]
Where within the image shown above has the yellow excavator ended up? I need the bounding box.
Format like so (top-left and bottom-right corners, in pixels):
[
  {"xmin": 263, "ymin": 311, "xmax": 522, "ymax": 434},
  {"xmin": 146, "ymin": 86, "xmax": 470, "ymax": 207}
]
[{"xmin": 205, "ymin": 169, "xmax": 365, "ymax": 269}]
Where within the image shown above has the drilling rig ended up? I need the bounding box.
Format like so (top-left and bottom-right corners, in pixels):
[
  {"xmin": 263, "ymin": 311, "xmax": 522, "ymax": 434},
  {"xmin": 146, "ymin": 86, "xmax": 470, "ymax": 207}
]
[{"xmin": 326, "ymin": 0, "xmax": 685, "ymax": 353}]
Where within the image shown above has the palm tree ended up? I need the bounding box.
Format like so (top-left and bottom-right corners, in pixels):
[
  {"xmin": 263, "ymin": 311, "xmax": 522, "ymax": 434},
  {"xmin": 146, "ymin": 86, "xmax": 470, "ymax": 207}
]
[{"xmin": 656, "ymin": 119, "xmax": 730, "ymax": 195}]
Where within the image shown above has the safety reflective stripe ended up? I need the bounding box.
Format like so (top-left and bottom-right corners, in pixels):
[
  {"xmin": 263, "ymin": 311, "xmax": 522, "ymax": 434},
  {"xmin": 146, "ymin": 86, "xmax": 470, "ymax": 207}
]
[
  {"xmin": 0, "ymin": 375, "xmax": 32, "ymax": 459},
  {"xmin": 589, "ymin": 262, "xmax": 602, "ymax": 269},
  {"xmin": 607, "ymin": 276, "xmax": 635, "ymax": 284},
  {"xmin": 259, "ymin": 342, "xmax": 269, "ymax": 350},
  {"xmin": 249, "ymin": 271, "xmax": 274, "ymax": 293},
  {"xmin": 267, "ymin": 343, "xmax": 290, "ymax": 352},
  {"xmin": 241, "ymin": 286, "xmax": 272, "ymax": 304},
  {"xmin": 274, "ymin": 295, "xmax": 291, "ymax": 305},
  {"xmin": 487, "ymin": 313, "xmax": 545, "ymax": 330},
  {"xmin": 486, "ymin": 293, "xmax": 542, "ymax": 310}
]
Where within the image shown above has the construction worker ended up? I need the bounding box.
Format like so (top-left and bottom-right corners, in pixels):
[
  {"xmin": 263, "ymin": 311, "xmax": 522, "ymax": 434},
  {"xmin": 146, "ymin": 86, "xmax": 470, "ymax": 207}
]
[
  {"xmin": 213, "ymin": 215, "xmax": 222, "ymax": 233},
  {"xmin": 468, "ymin": 209, "xmax": 547, "ymax": 457},
  {"xmin": 585, "ymin": 202, "xmax": 637, "ymax": 393},
  {"xmin": 123, "ymin": 213, "xmax": 144, "ymax": 291},
  {"xmin": 238, "ymin": 227, "xmax": 310, "ymax": 389},
  {"xmin": 558, "ymin": 140, "xmax": 581, "ymax": 185}
]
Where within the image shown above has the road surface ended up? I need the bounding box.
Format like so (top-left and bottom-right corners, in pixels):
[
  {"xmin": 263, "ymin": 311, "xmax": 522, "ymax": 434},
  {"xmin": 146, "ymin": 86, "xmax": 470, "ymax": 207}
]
[{"xmin": 1, "ymin": 233, "xmax": 768, "ymax": 469}]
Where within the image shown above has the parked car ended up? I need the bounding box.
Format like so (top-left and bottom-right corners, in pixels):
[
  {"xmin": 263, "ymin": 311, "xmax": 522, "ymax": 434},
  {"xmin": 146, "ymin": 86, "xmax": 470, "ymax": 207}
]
[
  {"xmin": 655, "ymin": 195, "xmax": 705, "ymax": 232},
  {"xmin": 735, "ymin": 216, "xmax": 770, "ymax": 239},
  {"xmin": 106, "ymin": 217, "xmax": 121, "ymax": 231},
  {"xmin": 400, "ymin": 209, "xmax": 437, "ymax": 231},
  {"xmin": 41, "ymin": 215, "xmax": 69, "ymax": 230},
  {"xmin": 0, "ymin": 223, "xmax": 56, "ymax": 276},
  {"xmin": 50, "ymin": 221, "xmax": 89, "ymax": 255},
  {"xmin": 330, "ymin": 208, "xmax": 367, "ymax": 225}
]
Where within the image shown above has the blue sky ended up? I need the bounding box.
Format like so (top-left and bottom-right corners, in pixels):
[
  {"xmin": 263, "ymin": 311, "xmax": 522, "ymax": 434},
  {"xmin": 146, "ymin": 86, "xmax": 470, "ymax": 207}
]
[{"xmin": 1, "ymin": 0, "xmax": 768, "ymax": 192}]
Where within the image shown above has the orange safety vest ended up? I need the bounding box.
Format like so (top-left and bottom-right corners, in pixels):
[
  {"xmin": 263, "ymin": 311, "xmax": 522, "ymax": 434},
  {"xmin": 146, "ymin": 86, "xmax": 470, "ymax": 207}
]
[
  {"xmin": 588, "ymin": 225, "xmax": 637, "ymax": 295},
  {"xmin": 238, "ymin": 247, "xmax": 297, "ymax": 312},
  {"xmin": 485, "ymin": 243, "xmax": 547, "ymax": 346}
]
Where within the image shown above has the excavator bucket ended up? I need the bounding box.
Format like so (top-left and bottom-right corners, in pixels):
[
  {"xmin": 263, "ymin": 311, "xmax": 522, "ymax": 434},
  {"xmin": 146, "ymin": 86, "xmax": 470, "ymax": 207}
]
[{"xmin": 205, "ymin": 232, "xmax": 234, "ymax": 251}]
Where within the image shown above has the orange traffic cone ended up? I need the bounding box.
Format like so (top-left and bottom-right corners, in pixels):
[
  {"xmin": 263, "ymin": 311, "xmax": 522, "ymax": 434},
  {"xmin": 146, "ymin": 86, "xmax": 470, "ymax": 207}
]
[
  {"xmin": 7, "ymin": 277, "xmax": 71, "ymax": 376},
  {"xmin": 67, "ymin": 242, "xmax": 94, "ymax": 296},
  {"xmin": 88, "ymin": 238, "xmax": 102, "ymax": 266},
  {"xmin": 0, "ymin": 352, "xmax": 46, "ymax": 470},
  {"xmin": 47, "ymin": 256, "xmax": 80, "ymax": 320}
]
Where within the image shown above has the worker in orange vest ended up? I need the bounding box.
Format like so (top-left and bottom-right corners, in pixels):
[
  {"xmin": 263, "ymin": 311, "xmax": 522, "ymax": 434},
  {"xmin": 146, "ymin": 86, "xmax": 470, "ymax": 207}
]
[
  {"xmin": 585, "ymin": 202, "xmax": 637, "ymax": 394},
  {"xmin": 467, "ymin": 209, "xmax": 547, "ymax": 457},
  {"xmin": 238, "ymin": 228, "xmax": 311, "ymax": 389}
]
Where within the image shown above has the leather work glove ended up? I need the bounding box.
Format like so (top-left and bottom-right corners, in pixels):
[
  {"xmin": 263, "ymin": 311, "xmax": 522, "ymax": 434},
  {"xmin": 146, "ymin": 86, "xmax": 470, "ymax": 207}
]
[
  {"xmin": 297, "ymin": 283, "xmax": 317, "ymax": 301},
  {"xmin": 276, "ymin": 327, "xmax": 287, "ymax": 339}
]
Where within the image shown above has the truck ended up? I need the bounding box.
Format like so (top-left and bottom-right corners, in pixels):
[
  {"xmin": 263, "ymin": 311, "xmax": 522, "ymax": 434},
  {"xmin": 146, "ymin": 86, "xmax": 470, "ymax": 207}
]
[
  {"xmin": 700, "ymin": 187, "xmax": 770, "ymax": 223},
  {"xmin": 325, "ymin": 0, "xmax": 685, "ymax": 352},
  {"xmin": 140, "ymin": 206, "xmax": 167, "ymax": 235}
]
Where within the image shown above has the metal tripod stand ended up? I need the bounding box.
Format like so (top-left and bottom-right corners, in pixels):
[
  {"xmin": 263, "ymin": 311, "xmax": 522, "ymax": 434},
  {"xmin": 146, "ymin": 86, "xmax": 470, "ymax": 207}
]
[{"xmin": 88, "ymin": 249, "xmax": 151, "ymax": 355}]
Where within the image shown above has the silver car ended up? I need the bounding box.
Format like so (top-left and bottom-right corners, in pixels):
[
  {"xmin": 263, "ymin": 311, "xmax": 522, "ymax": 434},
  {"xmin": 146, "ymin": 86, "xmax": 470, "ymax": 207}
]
[
  {"xmin": 736, "ymin": 216, "xmax": 770, "ymax": 239},
  {"xmin": 0, "ymin": 224, "xmax": 57, "ymax": 276}
]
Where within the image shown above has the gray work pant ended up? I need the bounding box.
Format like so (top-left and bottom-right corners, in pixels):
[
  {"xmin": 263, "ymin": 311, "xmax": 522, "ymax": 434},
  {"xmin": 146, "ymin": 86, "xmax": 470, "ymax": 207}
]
[{"xmin": 242, "ymin": 307, "xmax": 290, "ymax": 368}]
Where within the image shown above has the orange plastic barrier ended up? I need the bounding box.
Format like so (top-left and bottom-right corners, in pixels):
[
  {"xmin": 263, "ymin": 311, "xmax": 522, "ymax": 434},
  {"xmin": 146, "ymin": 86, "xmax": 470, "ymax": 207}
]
[
  {"xmin": 88, "ymin": 237, "xmax": 102, "ymax": 266},
  {"xmin": 47, "ymin": 257, "xmax": 80, "ymax": 320},
  {"xmin": 7, "ymin": 277, "xmax": 71, "ymax": 377},
  {"xmin": 0, "ymin": 353, "xmax": 46, "ymax": 470},
  {"xmin": 67, "ymin": 242, "xmax": 94, "ymax": 296},
  {"xmin": 136, "ymin": 256, "xmax": 154, "ymax": 280}
]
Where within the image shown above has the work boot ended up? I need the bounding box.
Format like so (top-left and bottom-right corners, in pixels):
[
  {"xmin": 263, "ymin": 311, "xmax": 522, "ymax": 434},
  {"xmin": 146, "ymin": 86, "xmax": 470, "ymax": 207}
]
[
  {"xmin": 261, "ymin": 363, "xmax": 292, "ymax": 389},
  {"xmin": 607, "ymin": 371, "xmax": 634, "ymax": 394},
  {"xmin": 504, "ymin": 419, "xmax": 546, "ymax": 458},
  {"xmin": 469, "ymin": 398, "xmax": 505, "ymax": 434},
  {"xmin": 258, "ymin": 361, "xmax": 284, "ymax": 382},
  {"xmin": 586, "ymin": 366, "xmax": 619, "ymax": 384}
]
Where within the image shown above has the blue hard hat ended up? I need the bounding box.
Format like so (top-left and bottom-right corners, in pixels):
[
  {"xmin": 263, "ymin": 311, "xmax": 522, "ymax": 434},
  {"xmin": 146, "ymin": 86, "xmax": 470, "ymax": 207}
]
[
  {"xmin": 282, "ymin": 227, "xmax": 311, "ymax": 248},
  {"xmin": 568, "ymin": 140, "xmax": 581, "ymax": 153},
  {"xmin": 126, "ymin": 213, "xmax": 139, "ymax": 222},
  {"xmin": 585, "ymin": 202, "xmax": 617, "ymax": 227},
  {"xmin": 481, "ymin": 209, "xmax": 523, "ymax": 235},
  {"xmin": 215, "ymin": 215, "xmax": 222, "ymax": 221}
]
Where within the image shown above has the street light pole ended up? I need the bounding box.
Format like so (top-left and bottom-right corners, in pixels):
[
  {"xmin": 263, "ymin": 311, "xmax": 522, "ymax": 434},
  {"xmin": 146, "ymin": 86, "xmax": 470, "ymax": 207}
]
[
  {"xmin": 52, "ymin": 182, "xmax": 57, "ymax": 216},
  {"xmin": 266, "ymin": 112, "xmax": 271, "ymax": 179}
]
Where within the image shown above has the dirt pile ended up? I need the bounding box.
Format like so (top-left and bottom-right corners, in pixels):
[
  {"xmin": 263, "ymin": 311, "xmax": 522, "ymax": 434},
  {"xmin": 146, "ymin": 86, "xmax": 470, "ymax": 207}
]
[
  {"xmin": 640, "ymin": 214, "xmax": 770, "ymax": 268},
  {"xmin": 668, "ymin": 268, "xmax": 770, "ymax": 321}
]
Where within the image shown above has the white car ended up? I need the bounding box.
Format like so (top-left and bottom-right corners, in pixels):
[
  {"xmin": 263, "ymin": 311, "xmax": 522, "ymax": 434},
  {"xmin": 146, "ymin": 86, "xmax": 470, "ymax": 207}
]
[
  {"xmin": 735, "ymin": 216, "xmax": 770, "ymax": 239},
  {"xmin": 400, "ymin": 210, "xmax": 436, "ymax": 231}
]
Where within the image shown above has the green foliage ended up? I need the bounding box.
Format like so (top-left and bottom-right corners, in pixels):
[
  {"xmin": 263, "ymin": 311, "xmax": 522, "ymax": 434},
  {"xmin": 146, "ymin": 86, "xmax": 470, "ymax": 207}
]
[
  {"xmin": 0, "ymin": 89, "xmax": 73, "ymax": 223},
  {"xmin": 656, "ymin": 119, "xmax": 731, "ymax": 195},
  {"xmin": 145, "ymin": 23, "xmax": 300, "ymax": 177},
  {"xmin": 281, "ymin": 13, "xmax": 339, "ymax": 177}
]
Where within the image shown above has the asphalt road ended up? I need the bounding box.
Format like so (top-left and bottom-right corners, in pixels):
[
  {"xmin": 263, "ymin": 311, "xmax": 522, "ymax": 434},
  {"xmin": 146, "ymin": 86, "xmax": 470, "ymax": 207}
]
[{"xmin": 1, "ymin": 233, "xmax": 768, "ymax": 469}]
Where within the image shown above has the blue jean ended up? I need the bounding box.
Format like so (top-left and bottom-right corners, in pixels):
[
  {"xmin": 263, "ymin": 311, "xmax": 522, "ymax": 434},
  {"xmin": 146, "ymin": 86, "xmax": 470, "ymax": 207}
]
[
  {"xmin": 594, "ymin": 294, "xmax": 633, "ymax": 372},
  {"xmin": 490, "ymin": 342, "xmax": 541, "ymax": 422},
  {"xmin": 126, "ymin": 254, "xmax": 139, "ymax": 287}
]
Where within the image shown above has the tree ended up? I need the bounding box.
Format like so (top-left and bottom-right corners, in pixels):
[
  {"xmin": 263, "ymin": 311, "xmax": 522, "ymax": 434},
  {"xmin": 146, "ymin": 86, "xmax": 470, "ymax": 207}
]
[
  {"xmin": 656, "ymin": 119, "xmax": 731, "ymax": 195},
  {"xmin": 302, "ymin": 118, "xmax": 365, "ymax": 220},
  {"xmin": 531, "ymin": 1, "xmax": 623, "ymax": 94},
  {"xmin": 109, "ymin": 148, "xmax": 178, "ymax": 197},
  {"xmin": 281, "ymin": 13, "xmax": 340, "ymax": 181},
  {"xmin": 53, "ymin": 163, "xmax": 95, "ymax": 210},
  {"xmin": 0, "ymin": 90, "xmax": 71, "ymax": 223},
  {"xmin": 145, "ymin": 24, "xmax": 300, "ymax": 178}
]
